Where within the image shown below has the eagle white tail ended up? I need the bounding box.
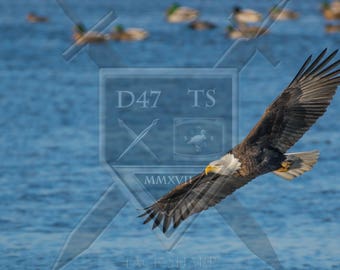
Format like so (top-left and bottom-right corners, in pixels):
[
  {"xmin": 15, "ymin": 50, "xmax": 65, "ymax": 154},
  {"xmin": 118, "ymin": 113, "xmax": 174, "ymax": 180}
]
[{"xmin": 273, "ymin": 150, "xmax": 320, "ymax": 181}]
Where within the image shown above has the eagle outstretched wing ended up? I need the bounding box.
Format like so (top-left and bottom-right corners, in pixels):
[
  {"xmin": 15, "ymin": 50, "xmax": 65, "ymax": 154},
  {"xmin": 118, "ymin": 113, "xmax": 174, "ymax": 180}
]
[
  {"xmin": 243, "ymin": 49, "xmax": 340, "ymax": 153},
  {"xmin": 139, "ymin": 49, "xmax": 340, "ymax": 233},
  {"xmin": 139, "ymin": 155, "xmax": 242, "ymax": 233}
]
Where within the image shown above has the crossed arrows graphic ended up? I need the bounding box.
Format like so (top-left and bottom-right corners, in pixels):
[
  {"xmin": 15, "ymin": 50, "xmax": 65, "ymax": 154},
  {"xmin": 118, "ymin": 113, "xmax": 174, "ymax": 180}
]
[{"xmin": 117, "ymin": 119, "xmax": 159, "ymax": 161}]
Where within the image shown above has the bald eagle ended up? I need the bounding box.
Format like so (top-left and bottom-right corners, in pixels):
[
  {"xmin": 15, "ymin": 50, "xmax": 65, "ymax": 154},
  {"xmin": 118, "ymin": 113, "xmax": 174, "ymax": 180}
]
[{"xmin": 139, "ymin": 49, "xmax": 340, "ymax": 233}]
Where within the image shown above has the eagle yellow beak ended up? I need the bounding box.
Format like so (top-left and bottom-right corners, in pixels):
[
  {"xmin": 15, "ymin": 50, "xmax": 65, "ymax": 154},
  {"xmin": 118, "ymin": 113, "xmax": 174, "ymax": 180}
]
[{"xmin": 205, "ymin": 165, "xmax": 218, "ymax": 175}]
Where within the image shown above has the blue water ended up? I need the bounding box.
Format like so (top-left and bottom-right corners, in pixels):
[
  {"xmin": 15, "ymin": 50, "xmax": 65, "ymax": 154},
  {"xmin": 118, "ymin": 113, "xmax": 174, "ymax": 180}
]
[{"xmin": 1, "ymin": 0, "xmax": 339, "ymax": 269}]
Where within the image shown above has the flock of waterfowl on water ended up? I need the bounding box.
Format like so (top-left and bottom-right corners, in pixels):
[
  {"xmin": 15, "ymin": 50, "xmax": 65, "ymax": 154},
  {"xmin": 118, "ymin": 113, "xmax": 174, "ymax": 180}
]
[
  {"xmin": 27, "ymin": 1, "xmax": 340, "ymax": 44},
  {"xmin": 71, "ymin": 24, "xmax": 148, "ymax": 44}
]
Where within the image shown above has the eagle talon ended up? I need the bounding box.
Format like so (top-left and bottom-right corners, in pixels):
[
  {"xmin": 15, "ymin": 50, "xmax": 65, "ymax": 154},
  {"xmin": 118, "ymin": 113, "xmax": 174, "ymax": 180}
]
[{"xmin": 276, "ymin": 160, "xmax": 292, "ymax": 172}]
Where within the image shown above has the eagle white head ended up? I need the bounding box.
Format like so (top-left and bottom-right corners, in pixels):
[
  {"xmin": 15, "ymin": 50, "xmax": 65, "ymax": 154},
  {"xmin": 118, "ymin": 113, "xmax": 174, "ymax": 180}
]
[{"xmin": 204, "ymin": 153, "xmax": 241, "ymax": 176}]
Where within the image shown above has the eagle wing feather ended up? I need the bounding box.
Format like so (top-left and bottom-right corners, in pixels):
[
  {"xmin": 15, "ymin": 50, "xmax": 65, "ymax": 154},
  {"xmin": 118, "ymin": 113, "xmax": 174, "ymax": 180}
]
[{"xmin": 243, "ymin": 49, "xmax": 340, "ymax": 153}]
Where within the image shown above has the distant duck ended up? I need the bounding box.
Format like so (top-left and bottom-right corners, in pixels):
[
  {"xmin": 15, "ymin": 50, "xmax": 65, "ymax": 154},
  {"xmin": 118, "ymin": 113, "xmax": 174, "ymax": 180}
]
[
  {"xmin": 269, "ymin": 7, "xmax": 299, "ymax": 20},
  {"xmin": 110, "ymin": 25, "xmax": 148, "ymax": 41},
  {"xmin": 73, "ymin": 23, "xmax": 108, "ymax": 45},
  {"xmin": 226, "ymin": 25, "xmax": 268, "ymax": 39},
  {"xmin": 26, "ymin": 12, "xmax": 48, "ymax": 23},
  {"xmin": 166, "ymin": 3, "xmax": 199, "ymax": 23},
  {"xmin": 321, "ymin": 1, "xmax": 340, "ymax": 20},
  {"xmin": 325, "ymin": 23, "xmax": 340, "ymax": 32},
  {"xmin": 233, "ymin": 6, "xmax": 262, "ymax": 24},
  {"xmin": 188, "ymin": 20, "xmax": 216, "ymax": 30}
]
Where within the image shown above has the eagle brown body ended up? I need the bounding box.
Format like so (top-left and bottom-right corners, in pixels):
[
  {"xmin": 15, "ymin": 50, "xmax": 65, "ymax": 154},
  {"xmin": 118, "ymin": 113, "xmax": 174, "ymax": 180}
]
[{"xmin": 140, "ymin": 49, "xmax": 340, "ymax": 233}]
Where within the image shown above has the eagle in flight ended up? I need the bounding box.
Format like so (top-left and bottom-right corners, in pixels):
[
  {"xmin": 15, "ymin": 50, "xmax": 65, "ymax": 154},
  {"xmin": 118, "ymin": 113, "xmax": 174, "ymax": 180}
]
[{"xmin": 139, "ymin": 49, "xmax": 340, "ymax": 233}]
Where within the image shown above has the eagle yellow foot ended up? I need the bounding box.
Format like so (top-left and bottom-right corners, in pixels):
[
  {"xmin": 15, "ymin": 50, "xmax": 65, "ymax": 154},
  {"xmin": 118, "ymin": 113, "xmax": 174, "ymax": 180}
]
[{"xmin": 276, "ymin": 160, "xmax": 292, "ymax": 172}]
